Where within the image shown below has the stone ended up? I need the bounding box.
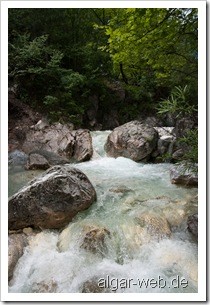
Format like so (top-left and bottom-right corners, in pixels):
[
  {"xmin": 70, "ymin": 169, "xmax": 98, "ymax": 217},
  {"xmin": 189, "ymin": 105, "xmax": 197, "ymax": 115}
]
[
  {"xmin": 135, "ymin": 213, "xmax": 171, "ymax": 239},
  {"xmin": 81, "ymin": 278, "xmax": 112, "ymax": 293},
  {"xmin": 104, "ymin": 121, "xmax": 158, "ymax": 161},
  {"xmin": 30, "ymin": 280, "xmax": 58, "ymax": 293},
  {"xmin": 22, "ymin": 123, "xmax": 93, "ymax": 163},
  {"xmin": 30, "ymin": 118, "xmax": 49, "ymax": 130},
  {"xmin": 172, "ymin": 148, "xmax": 186, "ymax": 161},
  {"xmin": 8, "ymin": 150, "xmax": 28, "ymax": 166},
  {"xmin": 143, "ymin": 116, "xmax": 163, "ymax": 127},
  {"xmin": 170, "ymin": 164, "xmax": 198, "ymax": 186},
  {"xmin": 153, "ymin": 127, "xmax": 176, "ymax": 158},
  {"xmin": 27, "ymin": 150, "xmax": 70, "ymax": 166},
  {"xmin": 25, "ymin": 153, "xmax": 50, "ymax": 170},
  {"xmin": 8, "ymin": 233, "xmax": 28, "ymax": 281},
  {"xmin": 22, "ymin": 227, "xmax": 34, "ymax": 235},
  {"xmin": 187, "ymin": 213, "xmax": 198, "ymax": 237},
  {"xmin": 153, "ymin": 127, "xmax": 176, "ymax": 138},
  {"xmin": 71, "ymin": 129, "xmax": 93, "ymax": 162},
  {"xmin": 9, "ymin": 166, "xmax": 97, "ymax": 230},
  {"xmin": 120, "ymin": 224, "xmax": 149, "ymax": 251},
  {"xmin": 80, "ymin": 225, "xmax": 111, "ymax": 256},
  {"xmin": 175, "ymin": 117, "xmax": 196, "ymax": 138}
]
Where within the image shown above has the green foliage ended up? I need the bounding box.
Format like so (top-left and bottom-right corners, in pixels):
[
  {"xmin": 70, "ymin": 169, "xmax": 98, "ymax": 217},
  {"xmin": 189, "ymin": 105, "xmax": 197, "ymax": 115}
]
[
  {"xmin": 103, "ymin": 8, "xmax": 198, "ymax": 104},
  {"xmin": 157, "ymin": 85, "xmax": 197, "ymax": 118},
  {"xmin": 179, "ymin": 129, "xmax": 198, "ymax": 166},
  {"xmin": 8, "ymin": 8, "xmax": 198, "ymax": 130}
]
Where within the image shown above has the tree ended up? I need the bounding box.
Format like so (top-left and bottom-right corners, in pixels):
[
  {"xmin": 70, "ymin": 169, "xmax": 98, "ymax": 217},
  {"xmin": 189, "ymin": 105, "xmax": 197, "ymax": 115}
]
[{"xmin": 103, "ymin": 8, "xmax": 198, "ymax": 106}]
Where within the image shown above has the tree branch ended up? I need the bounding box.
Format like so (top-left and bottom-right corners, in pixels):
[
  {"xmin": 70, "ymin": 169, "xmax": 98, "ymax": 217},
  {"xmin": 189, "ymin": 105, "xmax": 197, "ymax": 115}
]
[
  {"xmin": 91, "ymin": 9, "xmax": 107, "ymax": 25},
  {"xmin": 137, "ymin": 8, "xmax": 177, "ymax": 41}
]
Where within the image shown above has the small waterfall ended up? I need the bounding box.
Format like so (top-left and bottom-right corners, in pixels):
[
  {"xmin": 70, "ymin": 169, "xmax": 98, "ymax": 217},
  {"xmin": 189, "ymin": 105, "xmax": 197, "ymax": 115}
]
[
  {"xmin": 91, "ymin": 130, "xmax": 111, "ymax": 158},
  {"xmin": 9, "ymin": 131, "xmax": 198, "ymax": 293}
]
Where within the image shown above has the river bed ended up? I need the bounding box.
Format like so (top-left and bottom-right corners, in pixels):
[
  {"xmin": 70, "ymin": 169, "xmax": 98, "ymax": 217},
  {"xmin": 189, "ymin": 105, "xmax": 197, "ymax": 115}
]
[{"xmin": 8, "ymin": 131, "xmax": 198, "ymax": 293}]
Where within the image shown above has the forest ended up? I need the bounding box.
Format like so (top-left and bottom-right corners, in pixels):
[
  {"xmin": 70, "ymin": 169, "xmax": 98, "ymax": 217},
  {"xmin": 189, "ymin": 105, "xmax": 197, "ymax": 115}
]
[{"xmin": 8, "ymin": 8, "xmax": 198, "ymax": 164}]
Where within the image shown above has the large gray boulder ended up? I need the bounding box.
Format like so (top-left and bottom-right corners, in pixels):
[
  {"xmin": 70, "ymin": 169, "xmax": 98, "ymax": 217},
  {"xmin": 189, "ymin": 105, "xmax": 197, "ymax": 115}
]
[
  {"xmin": 22, "ymin": 123, "xmax": 93, "ymax": 163},
  {"xmin": 9, "ymin": 166, "xmax": 97, "ymax": 230},
  {"xmin": 104, "ymin": 121, "xmax": 158, "ymax": 161}
]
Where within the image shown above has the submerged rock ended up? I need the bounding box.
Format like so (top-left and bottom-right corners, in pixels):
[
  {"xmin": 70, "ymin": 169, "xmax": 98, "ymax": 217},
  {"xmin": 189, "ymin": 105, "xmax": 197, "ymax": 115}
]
[
  {"xmin": 8, "ymin": 233, "xmax": 28, "ymax": 281},
  {"xmin": 105, "ymin": 121, "xmax": 158, "ymax": 161},
  {"xmin": 57, "ymin": 224, "xmax": 110, "ymax": 256},
  {"xmin": 170, "ymin": 164, "xmax": 198, "ymax": 186},
  {"xmin": 8, "ymin": 150, "xmax": 28, "ymax": 166},
  {"xmin": 81, "ymin": 278, "xmax": 112, "ymax": 293},
  {"xmin": 135, "ymin": 213, "xmax": 171, "ymax": 239},
  {"xmin": 30, "ymin": 280, "xmax": 58, "ymax": 293},
  {"xmin": 80, "ymin": 225, "xmax": 111, "ymax": 256},
  {"xmin": 9, "ymin": 166, "xmax": 97, "ymax": 230}
]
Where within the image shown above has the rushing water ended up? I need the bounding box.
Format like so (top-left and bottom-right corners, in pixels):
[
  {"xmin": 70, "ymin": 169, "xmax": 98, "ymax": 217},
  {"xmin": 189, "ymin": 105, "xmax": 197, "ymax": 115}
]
[{"xmin": 9, "ymin": 131, "xmax": 198, "ymax": 293}]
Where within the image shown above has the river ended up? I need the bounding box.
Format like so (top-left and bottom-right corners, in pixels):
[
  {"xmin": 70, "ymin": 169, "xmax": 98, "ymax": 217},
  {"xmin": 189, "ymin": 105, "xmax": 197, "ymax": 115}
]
[{"xmin": 8, "ymin": 131, "xmax": 198, "ymax": 293}]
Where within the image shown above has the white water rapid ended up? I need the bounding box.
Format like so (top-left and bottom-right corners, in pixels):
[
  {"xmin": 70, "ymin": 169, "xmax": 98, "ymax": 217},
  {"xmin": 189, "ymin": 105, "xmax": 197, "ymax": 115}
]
[{"xmin": 9, "ymin": 131, "xmax": 198, "ymax": 293}]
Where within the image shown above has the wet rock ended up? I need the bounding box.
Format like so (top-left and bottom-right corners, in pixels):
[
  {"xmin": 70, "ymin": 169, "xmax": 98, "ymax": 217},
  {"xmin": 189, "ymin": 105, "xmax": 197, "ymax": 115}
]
[
  {"xmin": 80, "ymin": 225, "xmax": 111, "ymax": 256},
  {"xmin": 56, "ymin": 225, "xmax": 74, "ymax": 252},
  {"xmin": 25, "ymin": 153, "xmax": 50, "ymax": 170},
  {"xmin": 27, "ymin": 150, "xmax": 69, "ymax": 166},
  {"xmin": 8, "ymin": 150, "xmax": 28, "ymax": 166},
  {"xmin": 187, "ymin": 213, "xmax": 198, "ymax": 237},
  {"xmin": 8, "ymin": 233, "xmax": 28, "ymax": 281},
  {"xmin": 9, "ymin": 166, "xmax": 97, "ymax": 230},
  {"xmin": 105, "ymin": 121, "xmax": 158, "ymax": 161},
  {"xmin": 31, "ymin": 280, "xmax": 58, "ymax": 293},
  {"xmin": 57, "ymin": 224, "xmax": 111, "ymax": 255},
  {"xmin": 135, "ymin": 213, "xmax": 171, "ymax": 239},
  {"xmin": 109, "ymin": 186, "xmax": 132, "ymax": 194},
  {"xmin": 170, "ymin": 164, "xmax": 198, "ymax": 186},
  {"xmin": 71, "ymin": 129, "xmax": 93, "ymax": 162},
  {"xmin": 22, "ymin": 123, "xmax": 93, "ymax": 163},
  {"xmin": 162, "ymin": 206, "xmax": 186, "ymax": 227},
  {"xmin": 120, "ymin": 224, "xmax": 149, "ymax": 250},
  {"xmin": 81, "ymin": 278, "xmax": 112, "ymax": 293}
]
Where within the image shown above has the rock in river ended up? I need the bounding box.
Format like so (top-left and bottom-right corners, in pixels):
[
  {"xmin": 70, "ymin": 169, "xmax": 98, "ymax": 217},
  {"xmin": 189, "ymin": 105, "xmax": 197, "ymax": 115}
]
[
  {"xmin": 22, "ymin": 123, "xmax": 93, "ymax": 163},
  {"xmin": 9, "ymin": 166, "xmax": 97, "ymax": 230},
  {"xmin": 104, "ymin": 121, "xmax": 158, "ymax": 161},
  {"xmin": 187, "ymin": 213, "xmax": 198, "ymax": 238},
  {"xmin": 170, "ymin": 164, "xmax": 198, "ymax": 186},
  {"xmin": 8, "ymin": 233, "xmax": 28, "ymax": 281}
]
